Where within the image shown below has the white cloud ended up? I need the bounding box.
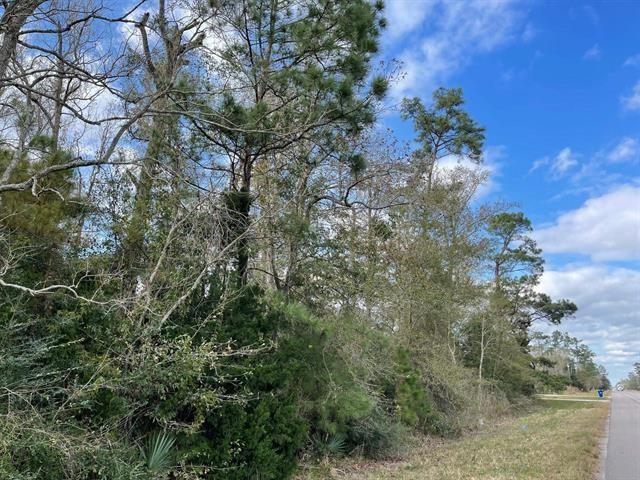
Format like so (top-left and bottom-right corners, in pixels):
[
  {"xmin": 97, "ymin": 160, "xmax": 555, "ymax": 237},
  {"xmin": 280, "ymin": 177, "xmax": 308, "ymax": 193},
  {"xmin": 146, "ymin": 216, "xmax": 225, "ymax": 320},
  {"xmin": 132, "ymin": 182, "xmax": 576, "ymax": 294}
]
[
  {"xmin": 550, "ymin": 147, "xmax": 579, "ymax": 178},
  {"xmin": 383, "ymin": 0, "xmax": 434, "ymax": 40},
  {"xmin": 386, "ymin": 0, "xmax": 526, "ymax": 99},
  {"xmin": 621, "ymin": 81, "xmax": 640, "ymax": 111},
  {"xmin": 529, "ymin": 156, "xmax": 549, "ymax": 173},
  {"xmin": 530, "ymin": 147, "xmax": 579, "ymax": 179},
  {"xmin": 582, "ymin": 43, "xmax": 601, "ymax": 60},
  {"xmin": 623, "ymin": 54, "xmax": 640, "ymax": 67},
  {"xmin": 535, "ymin": 185, "xmax": 640, "ymax": 261},
  {"xmin": 538, "ymin": 267, "xmax": 640, "ymax": 327},
  {"xmin": 608, "ymin": 137, "xmax": 639, "ymax": 163},
  {"xmin": 537, "ymin": 265, "xmax": 640, "ymax": 381}
]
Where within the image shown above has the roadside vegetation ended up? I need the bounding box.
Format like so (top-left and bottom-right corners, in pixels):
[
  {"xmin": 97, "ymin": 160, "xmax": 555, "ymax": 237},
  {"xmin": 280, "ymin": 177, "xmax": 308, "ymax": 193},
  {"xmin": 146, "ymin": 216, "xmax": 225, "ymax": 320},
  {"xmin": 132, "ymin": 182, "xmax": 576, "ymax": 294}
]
[
  {"xmin": 0, "ymin": 1, "xmax": 609, "ymax": 478},
  {"xmin": 530, "ymin": 331, "xmax": 611, "ymax": 393},
  {"xmin": 300, "ymin": 400, "xmax": 609, "ymax": 480},
  {"xmin": 621, "ymin": 362, "xmax": 640, "ymax": 390}
]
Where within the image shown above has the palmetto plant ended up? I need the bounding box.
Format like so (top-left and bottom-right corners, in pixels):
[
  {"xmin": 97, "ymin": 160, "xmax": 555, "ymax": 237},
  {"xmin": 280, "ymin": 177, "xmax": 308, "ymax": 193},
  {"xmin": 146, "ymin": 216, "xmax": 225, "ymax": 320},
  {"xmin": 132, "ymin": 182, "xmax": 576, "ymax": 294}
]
[
  {"xmin": 141, "ymin": 431, "xmax": 175, "ymax": 472},
  {"xmin": 311, "ymin": 433, "xmax": 347, "ymax": 457}
]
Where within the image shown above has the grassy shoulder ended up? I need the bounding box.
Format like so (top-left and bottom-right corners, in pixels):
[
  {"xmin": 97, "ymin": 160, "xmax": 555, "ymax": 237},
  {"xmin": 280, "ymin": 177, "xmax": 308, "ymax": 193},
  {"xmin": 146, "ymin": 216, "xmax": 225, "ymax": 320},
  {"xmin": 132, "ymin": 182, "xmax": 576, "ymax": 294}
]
[
  {"xmin": 536, "ymin": 392, "xmax": 609, "ymax": 401},
  {"xmin": 298, "ymin": 400, "xmax": 608, "ymax": 480}
]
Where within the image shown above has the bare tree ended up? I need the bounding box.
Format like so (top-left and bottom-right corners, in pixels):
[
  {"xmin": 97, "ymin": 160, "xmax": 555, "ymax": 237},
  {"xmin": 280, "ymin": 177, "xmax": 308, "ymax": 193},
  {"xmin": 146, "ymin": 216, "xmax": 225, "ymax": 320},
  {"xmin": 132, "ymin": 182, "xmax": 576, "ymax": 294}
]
[{"xmin": 0, "ymin": 0, "xmax": 46, "ymax": 88}]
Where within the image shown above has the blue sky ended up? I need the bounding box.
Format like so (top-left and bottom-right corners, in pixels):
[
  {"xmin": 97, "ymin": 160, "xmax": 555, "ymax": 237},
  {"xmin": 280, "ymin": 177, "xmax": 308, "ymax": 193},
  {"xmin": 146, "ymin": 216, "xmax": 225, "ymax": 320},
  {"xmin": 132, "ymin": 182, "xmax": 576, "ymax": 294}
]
[{"xmin": 381, "ymin": 0, "xmax": 640, "ymax": 382}]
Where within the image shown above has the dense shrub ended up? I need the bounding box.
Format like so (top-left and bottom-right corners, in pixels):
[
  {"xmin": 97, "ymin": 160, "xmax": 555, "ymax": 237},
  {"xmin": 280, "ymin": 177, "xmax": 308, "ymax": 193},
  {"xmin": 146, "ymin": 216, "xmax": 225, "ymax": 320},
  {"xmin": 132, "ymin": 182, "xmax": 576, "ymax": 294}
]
[
  {"xmin": 0, "ymin": 413, "xmax": 145, "ymax": 480},
  {"xmin": 346, "ymin": 407, "xmax": 409, "ymax": 459},
  {"xmin": 176, "ymin": 288, "xmax": 314, "ymax": 479},
  {"xmin": 533, "ymin": 370, "xmax": 571, "ymax": 393},
  {"xmin": 392, "ymin": 348, "xmax": 441, "ymax": 433},
  {"xmin": 177, "ymin": 290, "xmax": 421, "ymax": 476}
]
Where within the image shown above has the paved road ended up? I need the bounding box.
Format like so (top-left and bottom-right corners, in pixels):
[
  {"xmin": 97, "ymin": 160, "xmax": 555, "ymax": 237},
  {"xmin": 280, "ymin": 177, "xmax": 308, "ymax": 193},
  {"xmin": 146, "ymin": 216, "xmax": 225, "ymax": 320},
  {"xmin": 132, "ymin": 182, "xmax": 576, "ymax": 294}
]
[{"xmin": 604, "ymin": 391, "xmax": 640, "ymax": 479}]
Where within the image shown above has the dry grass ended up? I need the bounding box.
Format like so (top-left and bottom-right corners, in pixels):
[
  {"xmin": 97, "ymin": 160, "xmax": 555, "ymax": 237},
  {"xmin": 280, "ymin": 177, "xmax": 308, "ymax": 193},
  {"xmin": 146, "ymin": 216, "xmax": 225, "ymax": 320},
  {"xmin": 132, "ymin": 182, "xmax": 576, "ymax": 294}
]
[{"xmin": 298, "ymin": 400, "xmax": 608, "ymax": 480}]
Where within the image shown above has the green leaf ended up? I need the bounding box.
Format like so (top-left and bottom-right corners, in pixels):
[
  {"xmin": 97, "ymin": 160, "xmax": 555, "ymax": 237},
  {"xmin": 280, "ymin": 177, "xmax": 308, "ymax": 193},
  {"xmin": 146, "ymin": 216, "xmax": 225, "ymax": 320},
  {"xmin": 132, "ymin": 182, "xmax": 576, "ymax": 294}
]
[{"xmin": 141, "ymin": 431, "xmax": 175, "ymax": 472}]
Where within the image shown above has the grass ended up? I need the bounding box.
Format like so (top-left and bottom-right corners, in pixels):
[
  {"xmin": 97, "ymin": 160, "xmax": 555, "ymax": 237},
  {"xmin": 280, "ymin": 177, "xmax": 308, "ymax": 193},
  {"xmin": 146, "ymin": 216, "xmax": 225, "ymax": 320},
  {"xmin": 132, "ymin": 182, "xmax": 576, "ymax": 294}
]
[
  {"xmin": 539, "ymin": 395, "xmax": 608, "ymax": 400},
  {"xmin": 299, "ymin": 400, "xmax": 608, "ymax": 480},
  {"xmin": 538, "ymin": 399, "xmax": 603, "ymax": 410},
  {"xmin": 537, "ymin": 392, "xmax": 609, "ymax": 401}
]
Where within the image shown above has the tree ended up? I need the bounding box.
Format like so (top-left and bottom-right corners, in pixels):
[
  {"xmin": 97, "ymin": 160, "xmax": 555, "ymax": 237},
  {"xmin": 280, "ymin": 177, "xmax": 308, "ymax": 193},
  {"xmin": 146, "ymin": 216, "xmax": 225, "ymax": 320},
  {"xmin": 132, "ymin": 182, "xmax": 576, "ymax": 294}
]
[
  {"xmin": 401, "ymin": 88, "xmax": 485, "ymax": 192},
  {"xmin": 195, "ymin": 0, "xmax": 387, "ymax": 285},
  {"xmin": 0, "ymin": 0, "xmax": 46, "ymax": 89},
  {"xmin": 530, "ymin": 331, "xmax": 609, "ymax": 392},
  {"xmin": 488, "ymin": 212, "xmax": 576, "ymax": 344}
]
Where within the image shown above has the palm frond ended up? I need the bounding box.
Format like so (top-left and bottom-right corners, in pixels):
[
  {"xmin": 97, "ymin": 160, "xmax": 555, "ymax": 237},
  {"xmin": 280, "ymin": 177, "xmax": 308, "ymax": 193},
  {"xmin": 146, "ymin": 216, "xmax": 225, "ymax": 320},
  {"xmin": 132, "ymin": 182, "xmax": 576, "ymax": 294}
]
[{"xmin": 141, "ymin": 431, "xmax": 175, "ymax": 472}]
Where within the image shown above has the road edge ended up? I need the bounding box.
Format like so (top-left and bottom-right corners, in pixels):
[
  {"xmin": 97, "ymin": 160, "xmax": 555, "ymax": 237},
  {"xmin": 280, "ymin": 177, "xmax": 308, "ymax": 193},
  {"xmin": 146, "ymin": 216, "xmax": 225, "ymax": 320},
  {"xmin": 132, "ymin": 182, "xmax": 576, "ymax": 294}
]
[{"xmin": 597, "ymin": 399, "xmax": 612, "ymax": 480}]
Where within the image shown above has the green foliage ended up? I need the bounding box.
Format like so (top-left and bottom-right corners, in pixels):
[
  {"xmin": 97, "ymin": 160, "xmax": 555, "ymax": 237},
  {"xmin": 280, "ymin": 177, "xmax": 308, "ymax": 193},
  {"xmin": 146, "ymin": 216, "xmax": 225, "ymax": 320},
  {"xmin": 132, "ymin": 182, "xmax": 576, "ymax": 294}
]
[
  {"xmin": 0, "ymin": 414, "xmax": 145, "ymax": 480},
  {"xmin": 141, "ymin": 432, "xmax": 176, "ymax": 473},
  {"xmin": 178, "ymin": 290, "xmax": 412, "ymax": 477},
  {"xmin": 530, "ymin": 331, "xmax": 609, "ymax": 392},
  {"xmin": 0, "ymin": 144, "xmax": 78, "ymax": 247},
  {"xmin": 533, "ymin": 371, "xmax": 571, "ymax": 393},
  {"xmin": 348, "ymin": 153, "xmax": 367, "ymax": 176},
  {"xmin": 461, "ymin": 311, "xmax": 536, "ymax": 399},
  {"xmin": 393, "ymin": 348, "xmax": 441, "ymax": 433},
  {"xmin": 178, "ymin": 289, "xmax": 317, "ymax": 478},
  {"xmin": 487, "ymin": 211, "xmax": 576, "ymax": 352},
  {"xmin": 401, "ymin": 88, "xmax": 485, "ymax": 162},
  {"xmin": 310, "ymin": 433, "xmax": 347, "ymax": 458},
  {"xmin": 346, "ymin": 407, "xmax": 408, "ymax": 459},
  {"xmin": 371, "ymin": 76, "xmax": 389, "ymax": 99}
]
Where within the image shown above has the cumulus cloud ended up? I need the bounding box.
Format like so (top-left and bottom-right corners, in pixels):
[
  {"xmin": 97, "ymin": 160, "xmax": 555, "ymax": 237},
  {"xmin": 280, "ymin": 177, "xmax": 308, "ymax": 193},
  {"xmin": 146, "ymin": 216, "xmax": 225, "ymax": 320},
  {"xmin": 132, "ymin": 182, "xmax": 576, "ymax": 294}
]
[
  {"xmin": 536, "ymin": 265, "xmax": 640, "ymax": 381},
  {"xmin": 607, "ymin": 137, "xmax": 639, "ymax": 163},
  {"xmin": 535, "ymin": 185, "xmax": 640, "ymax": 261},
  {"xmin": 582, "ymin": 43, "xmax": 601, "ymax": 60},
  {"xmin": 621, "ymin": 81, "xmax": 640, "ymax": 111},
  {"xmin": 386, "ymin": 0, "xmax": 526, "ymax": 99}
]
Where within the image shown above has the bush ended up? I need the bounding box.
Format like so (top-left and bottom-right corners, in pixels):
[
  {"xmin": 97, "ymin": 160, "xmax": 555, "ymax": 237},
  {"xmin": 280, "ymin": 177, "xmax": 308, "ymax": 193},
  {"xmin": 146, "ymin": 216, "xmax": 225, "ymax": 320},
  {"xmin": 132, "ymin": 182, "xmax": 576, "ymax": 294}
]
[
  {"xmin": 534, "ymin": 370, "xmax": 571, "ymax": 393},
  {"xmin": 0, "ymin": 413, "xmax": 145, "ymax": 480},
  {"xmin": 393, "ymin": 348, "xmax": 441, "ymax": 433},
  {"xmin": 347, "ymin": 407, "xmax": 409, "ymax": 459},
  {"xmin": 180, "ymin": 290, "xmax": 415, "ymax": 476},
  {"xmin": 180, "ymin": 288, "xmax": 316, "ymax": 479}
]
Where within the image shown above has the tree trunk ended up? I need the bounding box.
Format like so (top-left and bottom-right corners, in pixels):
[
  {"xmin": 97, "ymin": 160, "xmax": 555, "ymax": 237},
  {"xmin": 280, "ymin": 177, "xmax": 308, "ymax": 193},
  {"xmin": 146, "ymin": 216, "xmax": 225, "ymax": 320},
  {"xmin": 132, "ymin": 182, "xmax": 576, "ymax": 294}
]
[
  {"xmin": 478, "ymin": 314, "xmax": 486, "ymax": 408},
  {"xmin": 0, "ymin": 0, "xmax": 44, "ymax": 89},
  {"xmin": 235, "ymin": 166, "xmax": 252, "ymax": 286}
]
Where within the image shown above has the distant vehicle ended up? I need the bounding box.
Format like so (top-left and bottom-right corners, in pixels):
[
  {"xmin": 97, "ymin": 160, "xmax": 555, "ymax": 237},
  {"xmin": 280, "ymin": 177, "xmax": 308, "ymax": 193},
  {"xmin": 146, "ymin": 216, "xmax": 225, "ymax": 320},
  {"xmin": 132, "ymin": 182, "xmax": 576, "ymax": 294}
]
[{"xmin": 616, "ymin": 384, "xmax": 625, "ymax": 391}]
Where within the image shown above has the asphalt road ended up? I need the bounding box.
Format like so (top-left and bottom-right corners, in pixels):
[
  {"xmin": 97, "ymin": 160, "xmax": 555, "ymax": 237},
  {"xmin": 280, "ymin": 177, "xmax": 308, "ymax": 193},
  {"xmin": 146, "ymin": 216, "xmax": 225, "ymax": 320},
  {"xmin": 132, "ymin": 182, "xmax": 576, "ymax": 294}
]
[{"xmin": 604, "ymin": 391, "xmax": 640, "ymax": 479}]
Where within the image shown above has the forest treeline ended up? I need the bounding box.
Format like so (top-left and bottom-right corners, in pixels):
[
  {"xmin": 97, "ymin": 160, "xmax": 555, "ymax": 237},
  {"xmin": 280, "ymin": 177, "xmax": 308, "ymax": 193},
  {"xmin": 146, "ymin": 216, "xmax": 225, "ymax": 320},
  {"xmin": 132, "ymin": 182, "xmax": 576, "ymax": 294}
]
[
  {"xmin": 530, "ymin": 331, "xmax": 611, "ymax": 392},
  {"xmin": 622, "ymin": 362, "xmax": 640, "ymax": 390},
  {"xmin": 0, "ymin": 1, "xmax": 609, "ymax": 478}
]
